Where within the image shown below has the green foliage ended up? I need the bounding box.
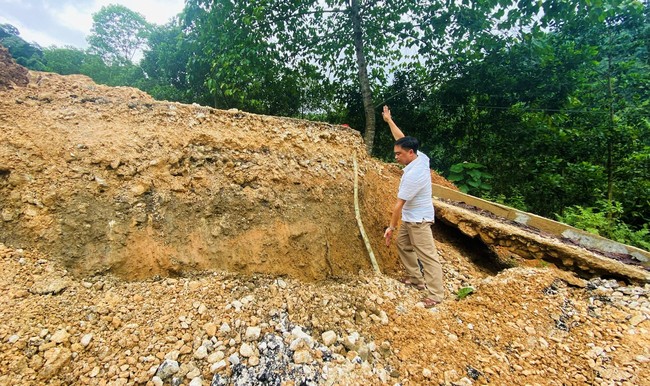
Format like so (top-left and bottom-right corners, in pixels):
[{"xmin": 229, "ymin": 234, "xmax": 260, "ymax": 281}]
[
  {"xmin": 483, "ymin": 191, "xmax": 529, "ymax": 212},
  {"xmin": 557, "ymin": 200, "xmax": 650, "ymax": 251},
  {"xmin": 182, "ymin": 1, "xmax": 310, "ymax": 113},
  {"xmin": 0, "ymin": 24, "xmax": 46, "ymax": 70},
  {"xmin": 87, "ymin": 4, "xmax": 151, "ymax": 65},
  {"xmin": 447, "ymin": 162, "xmax": 493, "ymax": 196},
  {"xmin": 43, "ymin": 47, "xmax": 86, "ymax": 75},
  {"xmin": 455, "ymin": 287, "xmax": 475, "ymax": 300},
  {"xmin": 139, "ymin": 20, "xmax": 195, "ymax": 103}
]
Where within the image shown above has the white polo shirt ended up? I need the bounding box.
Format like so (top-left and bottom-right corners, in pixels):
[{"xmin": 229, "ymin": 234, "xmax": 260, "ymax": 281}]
[{"xmin": 398, "ymin": 150, "xmax": 435, "ymax": 222}]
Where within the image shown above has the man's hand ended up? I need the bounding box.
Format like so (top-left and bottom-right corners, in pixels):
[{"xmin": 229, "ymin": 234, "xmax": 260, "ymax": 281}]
[
  {"xmin": 384, "ymin": 227, "xmax": 393, "ymax": 246},
  {"xmin": 382, "ymin": 105, "xmax": 392, "ymax": 123}
]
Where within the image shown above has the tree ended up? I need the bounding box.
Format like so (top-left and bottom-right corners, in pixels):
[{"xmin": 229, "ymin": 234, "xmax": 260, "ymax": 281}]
[
  {"xmin": 0, "ymin": 24, "xmax": 46, "ymax": 70},
  {"xmin": 87, "ymin": 4, "xmax": 151, "ymax": 65},
  {"xmin": 140, "ymin": 20, "xmax": 195, "ymax": 103},
  {"xmin": 43, "ymin": 46, "xmax": 87, "ymax": 75},
  {"xmin": 182, "ymin": 1, "xmax": 327, "ymax": 115}
]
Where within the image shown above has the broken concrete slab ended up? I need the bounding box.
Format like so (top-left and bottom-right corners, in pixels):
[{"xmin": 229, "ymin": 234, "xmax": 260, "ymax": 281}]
[{"xmin": 433, "ymin": 194, "xmax": 649, "ymax": 284}]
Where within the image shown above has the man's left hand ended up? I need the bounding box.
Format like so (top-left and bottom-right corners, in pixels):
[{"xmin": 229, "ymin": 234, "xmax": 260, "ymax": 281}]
[{"xmin": 384, "ymin": 227, "xmax": 393, "ymax": 246}]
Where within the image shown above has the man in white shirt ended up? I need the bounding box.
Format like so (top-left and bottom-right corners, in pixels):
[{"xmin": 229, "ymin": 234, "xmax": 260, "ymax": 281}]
[{"xmin": 382, "ymin": 105, "xmax": 444, "ymax": 308}]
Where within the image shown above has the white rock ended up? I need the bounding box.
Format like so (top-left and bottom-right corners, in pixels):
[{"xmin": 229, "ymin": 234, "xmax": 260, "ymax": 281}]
[
  {"xmin": 155, "ymin": 360, "xmax": 179, "ymax": 380},
  {"xmin": 80, "ymin": 333, "xmax": 93, "ymax": 347},
  {"xmin": 343, "ymin": 332, "xmax": 359, "ymax": 350},
  {"xmin": 379, "ymin": 311, "xmax": 389, "ymax": 325},
  {"xmin": 321, "ymin": 330, "xmax": 337, "ymax": 346},
  {"xmin": 240, "ymin": 343, "xmax": 254, "ymax": 358},
  {"xmin": 245, "ymin": 326, "xmax": 261, "ymax": 341},
  {"xmin": 8, "ymin": 335, "xmax": 19, "ymax": 344},
  {"xmin": 152, "ymin": 376, "xmax": 163, "ymax": 386},
  {"xmin": 293, "ymin": 349, "xmax": 312, "ymax": 364},
  {"xmin": 210, "ymin": 360, "xmax": 227, "ymax": 373},
  {"xmin": 229, "ymin": 354, "xmax": 240, "ymax": 365},
  {"xmin": 165, "ymin": 350, "xmax": 180, "ymax": 361},
  {"xmin": 189, "ymin": 378, "xmax": 203, "ymax": 386},
  {"xmin": 220, "ymin": 323, "xmax": 231, "ymax": 334},
  {"xmin": 290, "ymin": 326, "xmax": 314, "ymax": 349},
  {"xmin": 89, "ymin": 366, "xmax": 100, "ymax": 378},
  {"xmin": 423, "ymin": 368, "xmax": 432, "ymax": 378},
  {"xmin": 194, "ymin": 345, "xmax": 208, "ymax": 360},
  {"xmin": 50, "ymin": 329, "xmax": 70, "ymax": 344},
  {"xmin": 207, "ymin": 351, "xmax": 225, "ymax": 364},
  {"xmin": 248, "ymin": 355, "xmax": 260, "ymax": 366}
]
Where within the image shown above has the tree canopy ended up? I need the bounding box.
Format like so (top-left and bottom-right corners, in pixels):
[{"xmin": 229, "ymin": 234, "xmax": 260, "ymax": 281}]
[{"xmin": 87, "ymin": 4, "xmax": 151, "ymax": 65}]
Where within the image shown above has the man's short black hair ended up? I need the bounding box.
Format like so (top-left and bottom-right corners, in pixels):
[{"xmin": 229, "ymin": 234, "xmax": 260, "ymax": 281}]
[{"xmin": 395, "ymin": 136, "xmax": 419, "ymax": 152}]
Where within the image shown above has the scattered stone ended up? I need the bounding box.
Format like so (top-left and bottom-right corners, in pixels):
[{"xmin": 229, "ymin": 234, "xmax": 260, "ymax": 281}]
[
  {"xmin": 321, "ymin": 330, "xmax": 337, "ymax": 346},
  {"xmin": 155, "ymin": 360, "xmax": 179, "ymax": 380},
  {"xmin": 210, "ymin": 360, "xmax": 227, "ymax": 373},
  {"xmin": 239, "ymin": 343, "xmax": 254, "ymax": 358},
  {"xmin": 244, "ymin": 326, "xmax": 261, "ymax": 341},
  {"xmin": 629, "ymin": 314, "xmax": 646, "ymax": 326},
  {"xmin": 203, "ymin": 322, "xmax": 217, "ymax": 337},
  {"xmin": 207, "ymin": 351, "xmax": 225, "ymax": 364},
  {"xmin": 293, "ymin": 349, "xmax": 313, "ymax": 364},
  {"xmin": 30, "ymin": 276, "xmax": 71, "ymax": 295},
  {"xmin": 194, "ymin": 345, "xmax": 208, "ymax": 360},
  {"xmin": 248, "ymin": 355, "xmax": 260, "ymax": 366},
  {"xmin": 50, "ymin": 329, "xmax": 70, "ymax": 344},
  {"xmin": 40, "ymin": 347, "xmax": 72, "ymax": 379}
]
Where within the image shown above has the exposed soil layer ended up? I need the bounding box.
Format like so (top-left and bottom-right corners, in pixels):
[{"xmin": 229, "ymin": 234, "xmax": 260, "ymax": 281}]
[
  {"xmin": 0, "ymin": 46, "xmax": 29, "ymax": 91},
  {"xmin": 0, "ymin": 64, "xmax": 459, "ymax": 281}
]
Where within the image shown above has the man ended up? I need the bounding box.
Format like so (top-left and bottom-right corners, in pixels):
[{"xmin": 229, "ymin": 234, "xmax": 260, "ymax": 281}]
[{"xmin": 382, "ymin": 105, "xmax": 444, "ymax": 308}]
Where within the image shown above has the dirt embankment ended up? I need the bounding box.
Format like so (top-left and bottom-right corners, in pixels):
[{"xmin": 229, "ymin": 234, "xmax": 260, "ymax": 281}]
[{"xmin": 0, "ymin": 57, "xmax": 451, "ymax": 282}]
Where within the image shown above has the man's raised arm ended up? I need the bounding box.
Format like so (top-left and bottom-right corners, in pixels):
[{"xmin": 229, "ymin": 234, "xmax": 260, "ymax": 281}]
[{"xmin": 382, "ymin": 105, "xmax": 405, "ymax": 140}]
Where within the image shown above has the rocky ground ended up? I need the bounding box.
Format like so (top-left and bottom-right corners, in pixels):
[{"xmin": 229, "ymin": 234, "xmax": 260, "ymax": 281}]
[
  {"xmin": 1, "ymin": 46, "xmax": 649, "ymax": 385},
  {"xmin": 1, "ymin": 240, "xmax": 649, "ymax": 386}
]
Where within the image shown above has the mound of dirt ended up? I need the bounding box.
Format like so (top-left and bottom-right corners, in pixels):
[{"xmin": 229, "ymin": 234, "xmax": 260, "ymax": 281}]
[
  {"xmin": 0, "ymin": 61, "xmax": 455, "ymax": 282},
  {"xmin": 0, "ymin": 45, "xmax": 29, "ymax": 91}
]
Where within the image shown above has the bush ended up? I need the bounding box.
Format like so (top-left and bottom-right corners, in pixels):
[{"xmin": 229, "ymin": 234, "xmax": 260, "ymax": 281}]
[{"xmin": 556, "ymin": 200, "xmax": 650, "ymax": 251}]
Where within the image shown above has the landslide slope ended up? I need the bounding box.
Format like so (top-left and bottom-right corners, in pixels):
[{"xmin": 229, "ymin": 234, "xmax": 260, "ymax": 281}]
[
  {"xmin": 0, "ymin": 50, "xmax": 452, "ymax": 281},
  {"xmin": 1, "ymin": 49, "xmax": 649, "ymax": 386}
]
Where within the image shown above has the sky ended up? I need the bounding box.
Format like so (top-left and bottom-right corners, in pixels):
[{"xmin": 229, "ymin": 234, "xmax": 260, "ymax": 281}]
[{"xmin": 0, "ymin": 0, "xmax": 185, "ymax": 48}]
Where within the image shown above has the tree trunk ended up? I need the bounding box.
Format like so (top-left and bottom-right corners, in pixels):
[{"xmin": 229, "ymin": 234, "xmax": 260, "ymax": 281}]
[
  {"xmin": 606, "ymin": 43, "xmax": 615, "ymax": 225},
  {"xmin": 350, "ymin": 0, "xmax": 376, "ymax": 155}
]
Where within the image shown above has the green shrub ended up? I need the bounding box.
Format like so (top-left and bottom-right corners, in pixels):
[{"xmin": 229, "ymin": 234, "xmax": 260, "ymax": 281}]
[
  {"xmin": 556, "ymin": 200, "xmax": 650, "ymax": 251},
  {"xmin": 447, "ymin": 162, "xmax": 492, "ymax": 196}
]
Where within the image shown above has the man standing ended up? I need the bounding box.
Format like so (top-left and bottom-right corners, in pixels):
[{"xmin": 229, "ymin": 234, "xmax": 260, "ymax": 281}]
[{"xmin": 382, "ymin": 105, "xmax": 444, "ymax": 308}]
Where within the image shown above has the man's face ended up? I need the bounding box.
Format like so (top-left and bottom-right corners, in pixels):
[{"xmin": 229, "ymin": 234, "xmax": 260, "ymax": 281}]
[{"xmin": 394, "ymin": 145, "xmax": 415, "ymax": 166}]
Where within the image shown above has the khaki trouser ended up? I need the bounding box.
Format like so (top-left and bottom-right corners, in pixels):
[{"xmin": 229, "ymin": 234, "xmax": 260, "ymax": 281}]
[{"xmin": 397, "ymin": 221, "xmax": 445, "ymax": 302}]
